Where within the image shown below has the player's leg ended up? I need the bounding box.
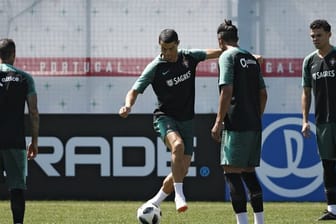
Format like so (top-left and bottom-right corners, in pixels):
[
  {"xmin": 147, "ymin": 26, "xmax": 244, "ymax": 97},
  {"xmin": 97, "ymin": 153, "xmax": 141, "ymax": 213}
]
[
  {"xmin": 148, "ymin": 153, "xmax": 191, "ymax": 208},
  {"xmin": 221, "ymin": 131, "xmax": 251, "ymax": 224},
  {"xmin": 241, "ymin": 169, "xmax": 264, "ymax": 224},
  {"xmin": 10, "ymin": 188, "xmax": 25, "ymax": 224},
  {"xmin": 150, "ymin": 116, "xmax": 191, "ymax": 211},
  {"xmin": 168, "ymin": 119, "xmax": 194, "ymax": 212},
  {"xmin": 321, "ymin": 160, "xmax": 336, "ymax": 214},
  {"xmin": 166, "ymin": 131, "xmax": 185, "ymax": 182},
  {"xmin": 165, "ymin": 131, "xmax": 190, "ymax": 212},
  {"xmin": 241, "ymin": 132, "xmax": 264, "ymax": 224},
  {"xmin": 147, "ymin": 173, "xmax": 172, "ymax": 206},
  {"xmin": 316, "ymin": 123, "xmax": 336, "ymax": 220},
  {"xmin": 3, "ymin": 149, "xmax": 27, "ymax": 224},
  {"xmin": 224, "ymin": 169, "xmax": 248, "ymax": 224},
  {"xmin": 148, "ymin": 116, "xmax": 178, "ymax": 206}
]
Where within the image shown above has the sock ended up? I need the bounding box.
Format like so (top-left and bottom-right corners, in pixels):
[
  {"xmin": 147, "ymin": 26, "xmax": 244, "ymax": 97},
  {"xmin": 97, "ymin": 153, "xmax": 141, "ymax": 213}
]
[
  {"xmin": 254, "ymin": 212, "xmax": 264, "ymax": 224},
  {"xmin": 148, "ymin": 189, "xmax": 169, "ymax": 206},
  {"xmin": 225, "ymin": 173, "xmax": 247, "ymax": 213},
  {"xmin": 322, "ymin": 159, "xmax": 336, "ymax": 215},
  {"xmin": 241, "ymin": 172, "xmax": 263, "ymax": 213},
  {"xmin": 328, "ymin": 205, "xmax": 336, "ymax": 214},
  {"xmin": 236, "ymin": 212, "xmax": 248, "ymax": 224},
  {"xmin": 10, "ymin": 189, "xmax": 25, "ymax": 224},
  {"xmin": 173, "ymin": 183, "xmax": 185, "ymax": 200}
]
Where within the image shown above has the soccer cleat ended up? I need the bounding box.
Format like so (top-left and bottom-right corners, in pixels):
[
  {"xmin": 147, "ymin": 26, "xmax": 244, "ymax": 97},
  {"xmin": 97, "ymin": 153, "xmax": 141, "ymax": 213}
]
[
  {"xmin": 175, "ymin": 196, "xmax": 188, "ymax": 212},
  {"xmin": 317, "ymin": 210, "xmax": 336, "ymax": 221}
]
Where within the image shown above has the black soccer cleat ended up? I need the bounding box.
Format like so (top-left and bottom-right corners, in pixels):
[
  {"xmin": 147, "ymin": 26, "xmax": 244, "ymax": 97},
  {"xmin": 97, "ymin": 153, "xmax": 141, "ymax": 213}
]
[{"xmin": 317, "ymin": 210, "xmax": 336, "ymax": 221}]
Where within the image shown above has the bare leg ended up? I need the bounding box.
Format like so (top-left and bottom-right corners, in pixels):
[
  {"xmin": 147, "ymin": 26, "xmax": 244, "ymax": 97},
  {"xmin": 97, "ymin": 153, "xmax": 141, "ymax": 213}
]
[
  {"xmin": 148, "ymin": 132, "xmax": 191, "ymax": 212},
  {"xmin": 166, "ymin": 132, "xmax": 185, "ymax": 183},
  {"xmin": 148, "ymin": 174, "xmax": 173, "ymax": 206},
  {"xmin": 165, "ymin": 132, "xmax": 191, "ymax": 212}
]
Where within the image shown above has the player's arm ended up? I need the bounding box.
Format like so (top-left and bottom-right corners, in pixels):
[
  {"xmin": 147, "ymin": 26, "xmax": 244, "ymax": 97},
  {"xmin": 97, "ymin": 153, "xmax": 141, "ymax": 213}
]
[
  {"xmin": 211, "ymin": 84, "xmax": 233, "ymax": 143},
  {"xmin": 301, "ymin": 87, "xmax": 312, "ymax": 138},
  {"xmin": 204, "ymin": 49, "xmax": 263, "ymax": 64},
  {"xmin": 253, "ymin": 54, "xmax": 263, "ymax": 64},
  {"xmin": 119, "ymin": 59, "xmax": 155, "ymax": 118},
  {"xmin": 259, "ymin": 88, "xmax": 268, "ymax": 116},
  {"xmin": 119, "ymin": 89, "xmax": 139, "ymax": 118},
  {"xmin": 205, "ymin": 49, "xmax": 224, "ymax": 59},
  {"xmin": 27, "ymin": 94, "xmax": 39, "ymax": 159}
]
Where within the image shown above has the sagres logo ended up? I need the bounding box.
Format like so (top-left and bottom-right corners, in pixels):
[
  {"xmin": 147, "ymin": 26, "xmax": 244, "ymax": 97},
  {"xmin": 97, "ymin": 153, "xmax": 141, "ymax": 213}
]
[{"xmin": 257, "ymin": 117, "xmax": 323, "ymax": 198}]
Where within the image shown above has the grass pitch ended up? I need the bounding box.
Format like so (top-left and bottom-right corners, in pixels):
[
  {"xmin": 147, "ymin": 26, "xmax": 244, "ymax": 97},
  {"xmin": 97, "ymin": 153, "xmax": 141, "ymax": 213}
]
[{"xmin": 0, "ymin": 200, "xmax": 330, "ymax": 223}]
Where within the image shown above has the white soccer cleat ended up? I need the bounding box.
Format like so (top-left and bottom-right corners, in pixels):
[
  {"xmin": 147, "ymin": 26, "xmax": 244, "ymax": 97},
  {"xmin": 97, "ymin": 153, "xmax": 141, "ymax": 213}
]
[{"xmin": 175, "ymin": 196, "xmax": 188, "ymax": 212}]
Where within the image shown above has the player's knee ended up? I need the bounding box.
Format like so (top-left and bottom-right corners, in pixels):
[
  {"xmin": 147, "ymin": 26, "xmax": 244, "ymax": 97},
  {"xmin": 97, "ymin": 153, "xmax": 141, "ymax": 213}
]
[
  {"xmin": 171, "ymin": 142, "xmax": 185, "ymax": 158},
  {"xmin": 172, "ymin": 141, "xmax": 184, "ymax": 152}
]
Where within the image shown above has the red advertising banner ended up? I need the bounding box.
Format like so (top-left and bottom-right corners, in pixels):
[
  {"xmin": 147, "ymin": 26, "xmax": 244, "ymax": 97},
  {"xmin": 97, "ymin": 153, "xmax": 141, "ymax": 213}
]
[{"xmin": 15, "ymin": 58, "xmax": 303, "ymax": 77}]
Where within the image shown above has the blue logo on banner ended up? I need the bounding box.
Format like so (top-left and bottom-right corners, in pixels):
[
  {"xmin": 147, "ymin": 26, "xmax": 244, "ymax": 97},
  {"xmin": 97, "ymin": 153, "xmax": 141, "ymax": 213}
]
[
  {"xmin": 199, "ymin": 166, "xmax": 210, "ymax": 177},
  {"xmin": 256, "ymin": 114, "xmax": 324, "ymax": 201}
]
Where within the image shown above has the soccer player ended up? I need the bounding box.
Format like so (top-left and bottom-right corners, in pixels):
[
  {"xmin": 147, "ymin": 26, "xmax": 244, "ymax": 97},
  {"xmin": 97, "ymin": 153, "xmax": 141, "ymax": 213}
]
[
  {"xmin": 119, "ymin": 28, "xmax": 224, "ymax": 212},
  {"xmin": 211, "ymin": 20, "xmax": 267, "ymax": 224},
  {"xmin": 301, "ymin": 19, "xmax": 336, "ymax": 221},
  {"xmin": 0, "ymin": 38, "xmax": 39, "ymax": 224}
]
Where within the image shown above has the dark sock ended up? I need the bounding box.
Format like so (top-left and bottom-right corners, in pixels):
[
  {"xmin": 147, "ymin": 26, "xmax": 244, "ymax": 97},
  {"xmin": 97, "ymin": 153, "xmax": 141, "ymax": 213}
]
[
  {"xmin": 225, "ymin": 173, "xmax": 247, "ymax": 213},
  {"xmin": 241, "ymin": 171, "xmax": 264, "ymax": 212},
  {"xmin": 322, "ymin": 160, "xmax": 336, "ymax": 205},
  {"xmin": 10, "ymin": 189, "xmax": 25, "ymax": 224}
]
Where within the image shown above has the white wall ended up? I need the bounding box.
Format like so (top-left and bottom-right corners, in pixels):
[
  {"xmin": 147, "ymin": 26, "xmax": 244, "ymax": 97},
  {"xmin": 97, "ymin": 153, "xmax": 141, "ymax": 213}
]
[{"xmin": 3, "ymin": 0, "xmax": 334, "ymax": 114}]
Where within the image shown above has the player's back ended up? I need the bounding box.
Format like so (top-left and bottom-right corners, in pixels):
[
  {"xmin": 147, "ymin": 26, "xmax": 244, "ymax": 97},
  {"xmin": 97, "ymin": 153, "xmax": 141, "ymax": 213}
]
[
  {"xmin": 0, "ymin": 66, "xmax": 30, "ymax": 149},
  {"xmin": 225, "ymin": 49, "xmax": 262, "ymax": 131}
]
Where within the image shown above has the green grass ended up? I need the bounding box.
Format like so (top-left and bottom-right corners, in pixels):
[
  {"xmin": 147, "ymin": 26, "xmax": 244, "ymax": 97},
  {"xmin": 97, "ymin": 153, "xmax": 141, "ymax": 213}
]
[{"xmin": 0, "ymin": 200, "xmax": 332, "ymax": 223}]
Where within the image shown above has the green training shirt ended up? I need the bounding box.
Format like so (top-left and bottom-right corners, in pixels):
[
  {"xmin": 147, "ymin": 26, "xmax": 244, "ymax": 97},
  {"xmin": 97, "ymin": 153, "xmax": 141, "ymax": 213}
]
[
  {"xmin": 218, "ymin": 47, "xmax": 265, "ymax": 131},
  {"xmin": 132, "ymin": 49, "xmax": 207, "ymax": 121},
  {"xmin": 0, "ymin": 63, "xmax": 37, "ymax": 149},
  {"xmin": 302, "ymin": 46, "xmax": 336, "ymax": 124}
]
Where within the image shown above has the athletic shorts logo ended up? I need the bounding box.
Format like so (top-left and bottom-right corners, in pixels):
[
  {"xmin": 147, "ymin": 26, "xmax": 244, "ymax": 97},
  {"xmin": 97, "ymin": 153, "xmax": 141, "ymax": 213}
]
[{"xmin": 257, "ymin": 117, "xmax": 323, "ymax": 198}]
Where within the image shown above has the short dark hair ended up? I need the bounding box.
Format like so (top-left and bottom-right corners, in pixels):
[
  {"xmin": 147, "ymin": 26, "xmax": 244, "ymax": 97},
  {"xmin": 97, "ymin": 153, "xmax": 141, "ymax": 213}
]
[
  {"xmin": 310, "ymin": 19, "xmax": 331, "ymax": 32},
  {"xmin": 0, "ymin": 38, "xmax": 15, "ymax": 61},
  {"xmin": 217, "ymin": 19, "xmax": 238, "ymax": 42},
  {"xmin": 158, "ymin": 29, "xmax": 178, "ymax": 44}
]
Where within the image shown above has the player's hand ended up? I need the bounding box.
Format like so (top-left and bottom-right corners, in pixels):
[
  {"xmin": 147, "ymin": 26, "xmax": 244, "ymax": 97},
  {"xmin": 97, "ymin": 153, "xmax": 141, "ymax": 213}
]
[
  {"xmin": 27, "ymin": 142, "xmax": 38, "ymax": 160},
  {"xmin": 301, "ymin": 122, "xmax": 311, "ymax": 138},
  {"xmin": 211, "ymin": 122, "xmax": 223, "ymax": 143},
  {"xmin": 253, "ymin": 54, "xmax": 264, "ymax": 64},
  {"xmin": 119, "ymin": 106, "xmax": 131, "ymax": 118}
]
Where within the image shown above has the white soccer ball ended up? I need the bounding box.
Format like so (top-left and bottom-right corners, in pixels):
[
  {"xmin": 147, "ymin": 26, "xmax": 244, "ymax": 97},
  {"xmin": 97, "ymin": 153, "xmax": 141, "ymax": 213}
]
[{"xmin": 136, "ymin": 202, "xmax": 162, "ymax": 224}]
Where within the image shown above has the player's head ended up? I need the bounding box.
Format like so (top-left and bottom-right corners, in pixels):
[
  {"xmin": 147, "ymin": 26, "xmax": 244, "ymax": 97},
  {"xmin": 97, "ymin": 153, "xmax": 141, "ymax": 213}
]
[
  {"xmin": 217, "ymin": 19, "xmax": 239, "ymax": 50},
  {"xmin": 158, "ymin": 29, "xmax": 179, "ymax": 62},
  {"xmin": 310, "ymin": 19, "xmax": 331, "ymax": 32},
  {"xmin": 309, "ymin": 19, "xmax": 331, "ymax": 50},
  {"xmin": 0, "ymin": 38, "xmax": 16, "ymax": 65}
]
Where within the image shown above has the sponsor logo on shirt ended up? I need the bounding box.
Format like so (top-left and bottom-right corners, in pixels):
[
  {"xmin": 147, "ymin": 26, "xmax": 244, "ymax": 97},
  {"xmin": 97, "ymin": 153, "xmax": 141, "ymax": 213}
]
[
  {"xmin": 1, "ymin": 76, "xmax": 20, "ymax": 83},
  {"xmin": 312, "ymin": 70, "xmax": 335, "ymax": 80},
  {"xmin": 240, "ymin": 58, "xmax": 257, "ymax": 68},
  {"xmin": 166, "ymin": 70, "xmax": 191, "ymax": 87}
]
